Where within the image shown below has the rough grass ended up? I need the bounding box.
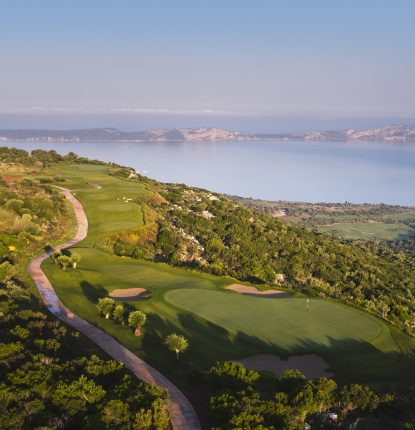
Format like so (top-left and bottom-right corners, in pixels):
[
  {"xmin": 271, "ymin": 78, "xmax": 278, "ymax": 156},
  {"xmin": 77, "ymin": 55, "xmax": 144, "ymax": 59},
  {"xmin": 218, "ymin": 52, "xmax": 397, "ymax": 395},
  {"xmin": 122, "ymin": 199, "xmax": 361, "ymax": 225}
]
[{"xmin": 319, "ymin": 221, "xmax": 415, "ymax": 240}]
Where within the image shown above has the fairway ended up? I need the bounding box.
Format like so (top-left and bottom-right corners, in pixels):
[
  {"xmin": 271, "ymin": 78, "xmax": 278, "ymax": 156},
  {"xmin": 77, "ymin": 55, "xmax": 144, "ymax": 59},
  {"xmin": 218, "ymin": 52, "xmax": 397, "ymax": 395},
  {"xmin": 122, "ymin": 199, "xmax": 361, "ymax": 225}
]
[
  {"xmin": 52, "ymin": 164, "xmax": 149, "ymax": 245},
  {"xmin": 165, "ymin": 289, "xmax": 387, "ymax": 352}
]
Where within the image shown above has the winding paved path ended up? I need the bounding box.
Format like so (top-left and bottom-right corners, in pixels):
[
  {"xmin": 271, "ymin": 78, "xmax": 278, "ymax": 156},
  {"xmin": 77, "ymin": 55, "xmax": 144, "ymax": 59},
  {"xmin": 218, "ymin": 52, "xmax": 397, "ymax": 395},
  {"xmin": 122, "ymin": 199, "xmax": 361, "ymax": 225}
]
[{"xmin": 28, "ymin": 187, "xmax": 201, "ymax": 430}]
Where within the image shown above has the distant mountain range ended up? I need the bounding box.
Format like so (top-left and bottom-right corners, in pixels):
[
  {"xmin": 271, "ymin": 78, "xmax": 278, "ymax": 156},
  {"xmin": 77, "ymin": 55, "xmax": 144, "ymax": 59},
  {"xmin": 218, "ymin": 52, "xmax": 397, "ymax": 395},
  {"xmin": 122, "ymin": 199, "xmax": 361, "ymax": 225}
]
[{"xmin": 1, "ymin": 125, "xmax": 415, "ymax": 142}]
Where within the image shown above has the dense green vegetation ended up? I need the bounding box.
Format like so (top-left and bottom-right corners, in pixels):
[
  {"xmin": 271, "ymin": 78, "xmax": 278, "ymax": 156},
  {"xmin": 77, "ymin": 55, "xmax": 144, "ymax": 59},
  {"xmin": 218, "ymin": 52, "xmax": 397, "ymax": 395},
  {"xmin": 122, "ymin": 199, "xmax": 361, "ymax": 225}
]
[
  {"xmin": 205, "ymin": 362, "xmax": 415, "ymax": 429},
  {"xmin": 0, "ymin": 149, "xmax": 170, "ymax": 430},
  {"xmin": 3, "ymin": 147, "xmax": 415, "ymax": 428}
]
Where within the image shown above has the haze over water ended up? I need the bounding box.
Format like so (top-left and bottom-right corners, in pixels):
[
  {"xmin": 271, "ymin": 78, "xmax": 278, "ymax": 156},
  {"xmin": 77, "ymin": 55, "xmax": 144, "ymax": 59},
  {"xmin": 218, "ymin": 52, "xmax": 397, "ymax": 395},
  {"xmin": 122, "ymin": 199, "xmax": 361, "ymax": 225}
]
[{"xmin": 4, "ymin": 140, "xmax": 415, "ymax": 205}]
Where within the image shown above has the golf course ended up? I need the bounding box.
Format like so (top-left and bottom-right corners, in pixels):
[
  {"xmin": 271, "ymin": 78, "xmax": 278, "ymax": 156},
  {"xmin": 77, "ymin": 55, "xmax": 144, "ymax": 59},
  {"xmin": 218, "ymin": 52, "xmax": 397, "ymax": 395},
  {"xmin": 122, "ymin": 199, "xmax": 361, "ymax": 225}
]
[{"xmin": 42, "ymin": 163, "xmax": 415, "ymax": 387}]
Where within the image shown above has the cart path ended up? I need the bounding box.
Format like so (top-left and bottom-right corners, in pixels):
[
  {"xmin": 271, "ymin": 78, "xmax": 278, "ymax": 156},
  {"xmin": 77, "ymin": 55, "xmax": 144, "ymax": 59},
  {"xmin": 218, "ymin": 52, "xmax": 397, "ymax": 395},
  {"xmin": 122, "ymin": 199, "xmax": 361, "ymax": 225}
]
[{"xmin": 28, "ymin": 187, "xmax": 201, "ymax": 430}]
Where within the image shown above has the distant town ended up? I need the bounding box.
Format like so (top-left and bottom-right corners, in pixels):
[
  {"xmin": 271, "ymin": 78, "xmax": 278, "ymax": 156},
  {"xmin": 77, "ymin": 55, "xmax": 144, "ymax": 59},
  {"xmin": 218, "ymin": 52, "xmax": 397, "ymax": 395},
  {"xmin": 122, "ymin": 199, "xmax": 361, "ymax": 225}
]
[{"xmin": 0, "ymin": 125, "xmax": 415, "ymax": 142}]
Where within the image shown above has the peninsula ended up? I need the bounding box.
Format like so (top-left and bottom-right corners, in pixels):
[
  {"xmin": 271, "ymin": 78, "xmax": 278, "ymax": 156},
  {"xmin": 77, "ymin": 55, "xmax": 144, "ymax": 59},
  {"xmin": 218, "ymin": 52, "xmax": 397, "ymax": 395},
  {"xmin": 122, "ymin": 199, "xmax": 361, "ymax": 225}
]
[{"xmin": 1, "ymin": 125, "xmax": 415, "ymax": 142}]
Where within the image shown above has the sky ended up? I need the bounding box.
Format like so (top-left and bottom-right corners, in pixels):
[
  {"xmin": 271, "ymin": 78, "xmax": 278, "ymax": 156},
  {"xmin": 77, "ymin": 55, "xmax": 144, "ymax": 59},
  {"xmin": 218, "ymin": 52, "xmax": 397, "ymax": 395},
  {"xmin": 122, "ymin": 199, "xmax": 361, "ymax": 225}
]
[{"xmin": 1, "ymin": 0, "xmax": 415, "ymax": 132}]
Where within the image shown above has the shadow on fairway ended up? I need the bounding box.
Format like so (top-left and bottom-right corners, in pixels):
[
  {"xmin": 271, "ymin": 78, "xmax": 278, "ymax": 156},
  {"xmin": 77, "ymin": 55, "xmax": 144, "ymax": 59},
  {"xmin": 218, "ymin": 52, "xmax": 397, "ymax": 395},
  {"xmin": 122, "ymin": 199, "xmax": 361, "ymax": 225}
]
[
  {"xmin": 138, "ymin": 310, "xmax": 415, "ymax": 386},
  {"xmin": 81, "ymin": 280, "xmax": 108, "ymax": 303},
  {"xmin": 292, "ymin": 336, "xmax": 415, "ymax": 383},
  {"xmin": 140, "ymin": 311, "xmax": 280, "ymax": 378}
]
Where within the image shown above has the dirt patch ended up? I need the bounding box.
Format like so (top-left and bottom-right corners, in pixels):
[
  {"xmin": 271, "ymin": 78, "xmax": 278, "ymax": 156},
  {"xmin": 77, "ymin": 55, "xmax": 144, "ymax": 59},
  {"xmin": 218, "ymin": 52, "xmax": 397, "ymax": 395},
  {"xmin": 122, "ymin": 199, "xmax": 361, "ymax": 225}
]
[
  {"xmin": 226, "ymin": 284, "xmax": 291, "ymax": 298},
  {"xmin": 2, "ymin": 175, "xmax": 23, "ymax": 182},
  {"xmin": 109, "ymin": 288, "xmax": 148, "ymax": 300},
  {"xmin": 236, "ymin": 354, "xmax": 333, "ymax": 379}
]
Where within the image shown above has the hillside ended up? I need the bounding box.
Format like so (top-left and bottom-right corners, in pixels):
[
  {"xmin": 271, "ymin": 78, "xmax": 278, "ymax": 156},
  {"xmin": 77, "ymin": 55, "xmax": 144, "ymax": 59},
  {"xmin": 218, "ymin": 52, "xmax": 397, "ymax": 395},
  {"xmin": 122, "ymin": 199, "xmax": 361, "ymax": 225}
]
[
  {"xmin": 86, "ymin": 167, "xmax": 415, "ymax": 334},
  {"xmin": 0, "ymin": 127, "xmax": 247, "ymax": 142},
  {"xmin": 3, "ymin": 147, "xmax": 415, "ymax": 429},
  {"xmin": 1, "ymin": 125, "xmax": 415, "ymax": 142},
  {"xmin": 231, "ymin": 196, "xmax": 415, "ymax": 244},
  {"xmin": 2, "ymin": 146, "xmax": 415, "ymax": 333},
  {"xmin": 257, "ymin": 125, "xmax": 415, "ymax": 141}
]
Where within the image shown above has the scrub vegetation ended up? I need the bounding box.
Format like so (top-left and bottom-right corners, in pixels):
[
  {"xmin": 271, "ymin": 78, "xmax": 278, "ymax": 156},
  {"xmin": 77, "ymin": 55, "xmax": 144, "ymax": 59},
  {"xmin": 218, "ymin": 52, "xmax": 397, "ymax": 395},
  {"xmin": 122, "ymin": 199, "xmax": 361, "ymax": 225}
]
[{"xmin": 0, "ymin": 148, "xmax": 170, "ymax": 430}]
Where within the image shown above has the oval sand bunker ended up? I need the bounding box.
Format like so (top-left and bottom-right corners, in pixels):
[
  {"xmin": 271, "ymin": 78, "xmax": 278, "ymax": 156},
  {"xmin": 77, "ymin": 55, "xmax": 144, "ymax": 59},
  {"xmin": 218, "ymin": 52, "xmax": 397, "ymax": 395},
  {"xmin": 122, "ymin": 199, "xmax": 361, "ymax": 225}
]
[
  {"xmin": 226, "ymin": 284, "xmax": 291, "ymax": 298},
  {"xmin": 109, "ymin": 288, "xmax": 148, "ymax": 300},
  {"xmin": 236, "ymin": 354, "xmax": 333, "ymax": 378}
]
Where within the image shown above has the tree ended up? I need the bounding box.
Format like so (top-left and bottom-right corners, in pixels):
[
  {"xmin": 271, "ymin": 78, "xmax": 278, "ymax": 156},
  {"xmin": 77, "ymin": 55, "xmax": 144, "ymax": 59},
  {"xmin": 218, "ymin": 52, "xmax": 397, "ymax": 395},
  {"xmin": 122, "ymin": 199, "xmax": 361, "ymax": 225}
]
[
  {"xmin": 57, "ymin": 255, "xmax": 72, "ymax": 271},
  {"xmin": 71, "ymin": 253, "xmax": 81, "ymax": 269},
  {"xmin": 113, "ymin": 304, "xmax": 126, "ymax": 325},
  {"xmin": 128, "ymin": 310, "xmax": 147, "ymax": 336},
  {"xmin": 208, "ymin": 361, "xmax": 260, "ymax": 389},
  {"xmin": 0, "ymin": 342, "xmax": 24, "ymax": 368},
  {"xmin": 54, "ymin": 375, "xmax": 106, "ymax": 409},
  {"xmin": 97, "ymin": 298, "xmax": 116, "ymax": 319},
  {"xmin": 133, "ymin": 409, "xmax": 153, "ymax": 430},
  {"xmin": 51, "ymin": 250, "xmax": 62, "ymax": 264},
  {"xmin": 0, "ymin": 261, "xmax": 17, "ymax": 284},
  {"xmin": 102, "ymin": 399, "xmax": 130, "ymax": 429},
  {"xmin": 151, "ymin": 398, "xmax": 170, "ymax": 429},
  {"xmin": 164, "ymin": 333, "xmax": 189, "ymax": 359},
  {"xmin": 314, "ymin": 377, "xmax": 337, "ymax": 413},
  {"xmin": 377, "ymin": 301, "xmax": 390, "ymax": 319},
  {"xmin": 339, "ymin": 384, "xmax": 379, "ymax": 414}
]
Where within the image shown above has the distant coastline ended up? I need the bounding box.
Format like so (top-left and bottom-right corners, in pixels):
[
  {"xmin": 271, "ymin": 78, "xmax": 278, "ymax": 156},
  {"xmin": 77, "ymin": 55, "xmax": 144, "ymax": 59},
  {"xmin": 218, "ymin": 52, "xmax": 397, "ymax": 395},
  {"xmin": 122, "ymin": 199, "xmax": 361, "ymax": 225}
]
[{"xmin": 1, "ymin": 125, "xmax": 415, "ymax": 143}]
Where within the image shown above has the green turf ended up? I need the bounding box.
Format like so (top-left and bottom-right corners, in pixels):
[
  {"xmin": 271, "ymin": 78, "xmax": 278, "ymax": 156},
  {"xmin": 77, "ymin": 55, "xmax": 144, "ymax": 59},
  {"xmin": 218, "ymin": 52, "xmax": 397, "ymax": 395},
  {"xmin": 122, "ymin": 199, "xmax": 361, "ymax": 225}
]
[
  {"xmin": 165, "ymin": 289, "xmax": 386, "ymax": 350},
  {"xmin": 52, "ymin": 164, "xmax": 148, "ymax": 245},
  {"xmin": 318, "ymin": 221, "xmax": 415, "ymax": 241},
  {"xmin": 164, "ymin": 289, "xmax": 415, "ymax": 382},
  {"xmin": 42, "ymin": 163, "xmax": 415, "ymax": 385}
]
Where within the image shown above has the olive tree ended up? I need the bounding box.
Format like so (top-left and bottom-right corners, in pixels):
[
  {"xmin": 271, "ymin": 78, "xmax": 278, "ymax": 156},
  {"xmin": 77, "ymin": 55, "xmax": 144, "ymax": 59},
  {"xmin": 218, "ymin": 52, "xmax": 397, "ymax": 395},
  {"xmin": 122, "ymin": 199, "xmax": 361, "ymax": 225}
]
[
  {"xmin": 164, "ymin": 333, "xmax": 189, "ymax": 359},
  {"xmin": 113, "ymin": 304, "xmax": 126, "ymax": 325},
  {"xmin": 97, "ymin": 298, "xmax": 116, "ymax": 319},
  {"xmin": 71, "ymin": 253, "xmax": 81, "ymax": 269},
  {"xmin": 57, "ymin": 255, "xmax": 72, "ymax": 271},
  {"xmin": 128, "ymin": 310, "xmax": 147, "ymax": 336}
]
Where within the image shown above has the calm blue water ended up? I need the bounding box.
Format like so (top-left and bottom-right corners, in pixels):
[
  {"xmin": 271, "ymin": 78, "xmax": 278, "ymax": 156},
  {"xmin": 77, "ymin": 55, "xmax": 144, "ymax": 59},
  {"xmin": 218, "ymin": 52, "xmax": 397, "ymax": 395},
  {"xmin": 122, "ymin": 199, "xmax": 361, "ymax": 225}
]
[{"xmin": 2, "ymin": 140, "xmax": 415, "ymax": 205}]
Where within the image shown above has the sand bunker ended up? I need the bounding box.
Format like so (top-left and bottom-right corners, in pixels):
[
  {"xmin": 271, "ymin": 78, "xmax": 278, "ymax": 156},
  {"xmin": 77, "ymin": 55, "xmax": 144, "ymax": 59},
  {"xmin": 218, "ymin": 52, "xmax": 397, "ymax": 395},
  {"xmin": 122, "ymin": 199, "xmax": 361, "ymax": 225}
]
[
  {"xmin": 109, "ymin": 288, "xmax": 148, "ymax": 299},
  {"xmin": 236, "ymin": 354, "xmax": 333, "ymax": 379},
  {"xmin": 226, "ymin": 284, "xmax": 291, "ymax": 298}
]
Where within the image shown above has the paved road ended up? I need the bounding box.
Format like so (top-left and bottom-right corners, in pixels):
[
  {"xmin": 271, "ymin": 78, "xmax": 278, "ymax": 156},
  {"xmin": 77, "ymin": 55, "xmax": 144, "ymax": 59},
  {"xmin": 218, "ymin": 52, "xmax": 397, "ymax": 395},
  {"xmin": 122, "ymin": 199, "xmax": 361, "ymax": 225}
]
[{"xmin": 28, "ymin": 187, "xmax": 201, "ymax": 430}]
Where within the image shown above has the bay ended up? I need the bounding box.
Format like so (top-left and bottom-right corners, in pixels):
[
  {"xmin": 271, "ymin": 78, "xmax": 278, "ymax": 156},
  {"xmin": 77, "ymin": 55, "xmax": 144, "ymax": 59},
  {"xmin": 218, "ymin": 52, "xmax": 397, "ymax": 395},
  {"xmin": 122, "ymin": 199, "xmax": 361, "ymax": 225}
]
[{"xmin": 2, "ymin": 139, "xmax": 415, "ymax": 205}]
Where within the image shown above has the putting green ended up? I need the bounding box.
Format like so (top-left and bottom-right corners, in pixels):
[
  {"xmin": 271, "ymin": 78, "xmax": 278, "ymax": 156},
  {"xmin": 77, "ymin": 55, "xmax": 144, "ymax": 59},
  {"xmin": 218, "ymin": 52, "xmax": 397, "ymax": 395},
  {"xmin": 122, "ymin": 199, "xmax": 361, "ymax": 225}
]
[{"xmin": 165, "ymin": 289, "xmax": 397, "ymax": 353}]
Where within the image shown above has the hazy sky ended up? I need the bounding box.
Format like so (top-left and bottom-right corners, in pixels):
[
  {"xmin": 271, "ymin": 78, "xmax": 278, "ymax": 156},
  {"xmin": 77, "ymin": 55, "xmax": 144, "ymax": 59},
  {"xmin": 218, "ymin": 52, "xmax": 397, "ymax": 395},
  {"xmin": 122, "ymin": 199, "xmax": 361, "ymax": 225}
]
[{"xmin": 1, "ymin": 1, "xmax": 415, "ymax": 131}]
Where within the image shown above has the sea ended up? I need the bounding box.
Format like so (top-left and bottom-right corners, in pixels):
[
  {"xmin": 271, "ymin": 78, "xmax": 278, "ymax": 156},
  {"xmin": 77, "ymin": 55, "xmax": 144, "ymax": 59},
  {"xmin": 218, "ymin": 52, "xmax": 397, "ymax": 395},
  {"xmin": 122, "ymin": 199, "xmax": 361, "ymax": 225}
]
[{"xmin": 2, "ymin": 139, "xmax": 415, "ymax": 205}]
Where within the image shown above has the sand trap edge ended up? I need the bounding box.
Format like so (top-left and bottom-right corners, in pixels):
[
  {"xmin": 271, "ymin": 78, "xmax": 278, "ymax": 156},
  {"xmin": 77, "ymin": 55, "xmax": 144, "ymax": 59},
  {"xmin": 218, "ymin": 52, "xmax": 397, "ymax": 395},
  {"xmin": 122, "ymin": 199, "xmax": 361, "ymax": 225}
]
[
  {"xmin": 109, "ymin": 288, "xmax": 148, "ymax": 299},
  {"xmin": 226, "ymin": 284, "xmax": 291, "ymax": 298}
]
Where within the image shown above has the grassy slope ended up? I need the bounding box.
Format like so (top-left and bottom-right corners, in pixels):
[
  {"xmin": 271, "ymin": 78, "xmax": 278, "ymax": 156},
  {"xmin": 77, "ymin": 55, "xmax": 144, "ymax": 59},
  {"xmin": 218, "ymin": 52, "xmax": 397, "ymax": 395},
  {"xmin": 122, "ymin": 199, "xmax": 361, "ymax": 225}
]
[
  {"xmin": 43, "ymin": 163, "xmax": 415, "ymax": 385},
  {"xmin": 319, "ymin": 221, "xmax": 415, "ymax": 241}
]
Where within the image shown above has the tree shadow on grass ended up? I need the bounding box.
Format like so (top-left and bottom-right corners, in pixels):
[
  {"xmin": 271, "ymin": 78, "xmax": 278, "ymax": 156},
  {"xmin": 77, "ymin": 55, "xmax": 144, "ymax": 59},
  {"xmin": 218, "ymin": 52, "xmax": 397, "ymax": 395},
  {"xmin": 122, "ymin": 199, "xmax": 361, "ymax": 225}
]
[
  {"xmin": 278, "ymin": 336, "xmax": 415, "ymax": 384},
  {"xmin": 137, "ymin": 311, "xmax": 285, "ymax": 429},
  {"xmin": 140, "ymin": 311, "xmax": 277, "ymax": 377},
  {"xmin": 139, "ymin": 309, "xmax": 415, "ymax": 386},
  {"xmin": 80, "ymin": 280, "xmax": 108, "ymax": 303},
  {"xmin": 105, "ymin": 310, "xmax": 415, "ymax": 429}
]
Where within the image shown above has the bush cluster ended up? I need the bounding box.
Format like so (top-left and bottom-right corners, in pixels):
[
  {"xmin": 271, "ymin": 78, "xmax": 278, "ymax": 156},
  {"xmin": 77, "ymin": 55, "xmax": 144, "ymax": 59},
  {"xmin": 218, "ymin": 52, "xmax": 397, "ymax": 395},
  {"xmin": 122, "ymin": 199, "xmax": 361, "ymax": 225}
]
[{"xmin": 207, "ymin": 362, "xmax": 415, "ymax": 429}]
